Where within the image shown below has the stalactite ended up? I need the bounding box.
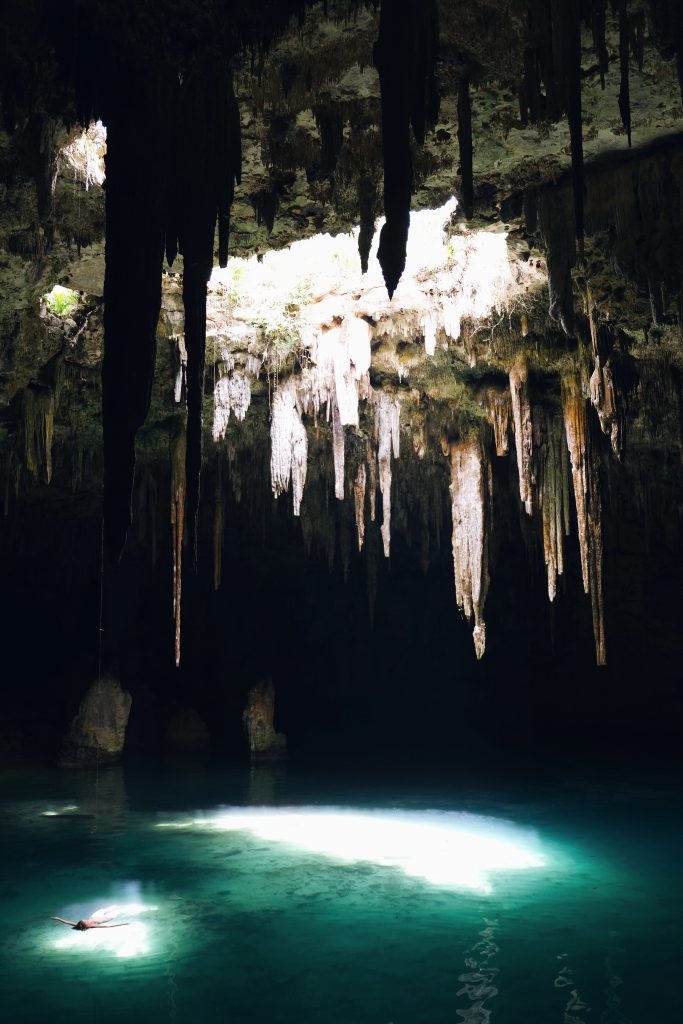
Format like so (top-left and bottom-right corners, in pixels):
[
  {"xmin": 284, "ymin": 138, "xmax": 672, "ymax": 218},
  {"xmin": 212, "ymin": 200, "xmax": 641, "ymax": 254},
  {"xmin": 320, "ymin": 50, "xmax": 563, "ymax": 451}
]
[
  {"xmin": 592, "ymin": 0, "xmax": 609, "ymax": 88},
  {"xmin": 509, "ymin": 356, "xmax": 534, "ymax": 514},
  {"xmin": 448, "ymin": 436, "xmax": 491, "ymax": 660},
  {"xmin": 102, "ymin": 106, "xmax": 166, "ymax": 564},
  {"xmin": 366, "ymin": 437, "xmax": 377, "ymax": 522},
  {"xmin": 332, "ymin": 397, "xmax": 345, "ymax": 500},
  {"xmin": 534, "ymin": 407, "xmax": 566, "ymax": 601},
  {"xmin": 213, "ymin": 371, "xmax": 252, "ymax": 441},
  {"xmin": 618, "ymin": 0, "xmax": 632, "ymax": 146},
  {"xmin": 336, "ymin": 317, "xmax": 372, "ymax": 427},
  {"xmin": 270, "ymin": 380, "xmax": 308, "ymax": 516},
  {"xmin": 485, "ymin": 386, "xmax": 512, "ymax": 456},
  {"xmin": 167, "ymin": 65, "xmax": 242, "ymax": 561},
  {"xmin": 590, "ymin": 357, "xmax": 625, "ymax": 459},
  {"xmin": 457, "ymin": 77, "xmax": 474, "ymax": 219},
  {"xmin": 562, "ymin": 377, "xmax": 606, "ymax": 665},
  {"xmin": 214, "ymin": 463, "xmax": 224, "ymax": 591},
  {"xmin": 373, "ymin": 0, "xmax": 439, "ymax": 296},
  {"xmin": 537, "ymin": 188, "xmax": 577, "ymax": 335},
  {"xmin": 354, "ymin": 462, "xmax": 367, "ymax": 551},
  {"xmin": 551, "ymin": 0, "xmax": 584, "ymax": 252},
  {"xmin": 375, "ymin": 392, "xmax": 401, "ymax": 557},
  {"xmin": 173, "ymin": 335, "xmax": 187, "ymax": 404},
  {"xmin": 170, "ymin": 418, "xmax": 186, "ymax": 669},
  {"xmin": 19, "ymin": 387, "xmax": 55, "ymax": 485},
  {"xmin": 358, "ymin": 176, "xmax": 377, "ymax": 275},
  {"xmin": 422, "ymin": 311, "xmax": 438, "ymax": 357}
]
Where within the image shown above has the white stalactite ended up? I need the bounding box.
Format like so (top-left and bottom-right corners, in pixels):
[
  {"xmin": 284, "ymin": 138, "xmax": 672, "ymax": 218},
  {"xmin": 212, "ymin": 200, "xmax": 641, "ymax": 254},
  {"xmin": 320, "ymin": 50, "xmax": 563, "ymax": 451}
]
[
  {"xmin": 270, "ymin": 380, "xmax": 308, "ymax": 516},
  {"xmin": 448, "ymin": 437, "xmax": 491, "ymax": 660},
  {"xmin": 422, "ymin": 311, "xmax": 438, "ymax": 356},
  {"xmin": 509, "ymin": 356, "xmax": 534, "ymax": 514},
  {"xmin": 354, "ymin": 462, "xmax": 367, "ymax": 551},
  {"xmin": 310, "ymin": 317, "xmax": 372, "ymax": 428},
  {"xmin": 332, "ymin": 397, "xmax": 345, "ymax": 500},
  {"xmin": 375, "ymin": 392, "xmax": 401, "ymax": 557},
  {"xmin": 213, "ymin": 370, "xmax": 252, "ymax": 441}
]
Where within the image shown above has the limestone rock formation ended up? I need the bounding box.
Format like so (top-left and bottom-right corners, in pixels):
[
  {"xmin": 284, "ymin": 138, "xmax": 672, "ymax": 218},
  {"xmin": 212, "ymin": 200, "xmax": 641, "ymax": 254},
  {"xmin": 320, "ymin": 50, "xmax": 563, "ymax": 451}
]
[
  {"xmin": 448, "ymin": 436, "xmax": 492, "ymax": 660},
  {"xmin": 59, "ymin": 675, "xmax": 132, "ymax": 767},
  {"xmin": 243, "ymin": 681, "xmax": 287, "ymax": 761}
]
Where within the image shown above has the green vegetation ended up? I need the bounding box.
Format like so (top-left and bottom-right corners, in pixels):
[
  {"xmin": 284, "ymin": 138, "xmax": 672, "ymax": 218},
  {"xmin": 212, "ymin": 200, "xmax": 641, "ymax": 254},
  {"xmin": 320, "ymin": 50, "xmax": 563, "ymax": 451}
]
[{"xmin": 43, "ymin": 285, "xmax": 79, "ymax": 318}]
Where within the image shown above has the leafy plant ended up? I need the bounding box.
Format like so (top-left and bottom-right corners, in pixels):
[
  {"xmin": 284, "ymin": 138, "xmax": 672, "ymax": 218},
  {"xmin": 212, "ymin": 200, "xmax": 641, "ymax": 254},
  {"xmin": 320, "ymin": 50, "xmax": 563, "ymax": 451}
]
[{"xmin": 43, "ymin": 285, "xmax": 79, "ymax": 318}]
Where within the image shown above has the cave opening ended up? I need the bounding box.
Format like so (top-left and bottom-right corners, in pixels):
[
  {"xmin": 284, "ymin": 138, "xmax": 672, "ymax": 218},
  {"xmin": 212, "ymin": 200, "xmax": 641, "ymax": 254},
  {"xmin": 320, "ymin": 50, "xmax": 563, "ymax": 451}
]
[{"xmin": 1, "ymin": 1, "xmax": 682, "ymax": 1021}]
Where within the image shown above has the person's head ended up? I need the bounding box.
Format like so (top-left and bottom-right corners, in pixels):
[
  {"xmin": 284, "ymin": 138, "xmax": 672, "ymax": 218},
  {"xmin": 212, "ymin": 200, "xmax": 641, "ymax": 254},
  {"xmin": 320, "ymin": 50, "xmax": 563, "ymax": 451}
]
[{"xmin": 75, "ymin": 920, "xmax": 88, "ymax": 930}]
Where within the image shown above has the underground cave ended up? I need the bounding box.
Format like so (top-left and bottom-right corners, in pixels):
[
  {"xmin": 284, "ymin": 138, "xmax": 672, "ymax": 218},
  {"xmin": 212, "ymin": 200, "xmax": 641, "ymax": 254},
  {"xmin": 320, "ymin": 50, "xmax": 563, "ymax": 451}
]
[{"xmin": 0, "ymin": 1, "xmax": 682, "ymax": 1021}]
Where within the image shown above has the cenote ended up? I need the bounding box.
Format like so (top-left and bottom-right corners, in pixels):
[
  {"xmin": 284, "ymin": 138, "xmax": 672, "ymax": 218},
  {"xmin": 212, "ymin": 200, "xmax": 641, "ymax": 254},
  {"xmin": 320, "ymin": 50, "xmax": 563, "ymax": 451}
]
[
  {"xmin": 2, "ymin": 764, "xmax": 682, "ymax": 1023},
  {"xmin": 2, "ymin": 2, "xmax": 683, "ymax": 1022}
]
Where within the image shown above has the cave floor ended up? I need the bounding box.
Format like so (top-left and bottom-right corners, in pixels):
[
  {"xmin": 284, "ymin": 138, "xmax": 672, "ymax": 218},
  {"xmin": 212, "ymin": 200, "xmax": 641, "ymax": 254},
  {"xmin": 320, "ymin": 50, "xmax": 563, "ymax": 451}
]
[{"xmin": 0, "ymin": 764, "xmax": 680, "ymax": 1023}]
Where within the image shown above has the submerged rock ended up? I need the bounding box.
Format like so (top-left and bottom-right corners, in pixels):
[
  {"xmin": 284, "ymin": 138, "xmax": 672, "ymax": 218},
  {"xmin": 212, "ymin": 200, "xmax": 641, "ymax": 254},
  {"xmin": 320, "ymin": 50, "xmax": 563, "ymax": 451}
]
[
  {"xmin": 59, "ymin": 675, "xmax": 132, "ymax": 767},
  {"xmin": 243, "ymin": 681, "xmax": 287, "ymax": 761}
]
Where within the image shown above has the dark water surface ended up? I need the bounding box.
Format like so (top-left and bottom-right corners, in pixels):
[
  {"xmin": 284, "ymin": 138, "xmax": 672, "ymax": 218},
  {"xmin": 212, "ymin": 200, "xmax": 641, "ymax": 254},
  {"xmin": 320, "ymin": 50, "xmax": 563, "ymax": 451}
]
[{"xmin": 0, "ymin": 762, "xmax": 681, "ymax": 1023}]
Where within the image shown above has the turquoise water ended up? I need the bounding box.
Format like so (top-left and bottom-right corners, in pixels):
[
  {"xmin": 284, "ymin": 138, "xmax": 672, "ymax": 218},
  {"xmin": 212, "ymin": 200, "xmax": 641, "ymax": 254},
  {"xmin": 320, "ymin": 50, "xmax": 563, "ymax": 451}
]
[{"xmin": 0, "ymin": 764, "xmax": 681, "ymax": 1023}]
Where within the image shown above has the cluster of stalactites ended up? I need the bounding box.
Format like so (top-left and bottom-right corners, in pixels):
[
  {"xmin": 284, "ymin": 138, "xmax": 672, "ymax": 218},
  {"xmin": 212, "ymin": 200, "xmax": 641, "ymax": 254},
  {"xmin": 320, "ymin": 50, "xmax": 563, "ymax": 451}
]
[
  {"xmin": 19, "ymin": 386, "xmax": 56, "ymax": 486},
  {"xmin": 213, "ymin": 370, "xmax": 252, "ymax": 442},
  {"xmin": 268, "ymin": 371, "xmax": 402, "ymax": 561},
  {"xmin": 485, "ymin": 358, "xmax": 607, "ymax": 664},
  {"xmin": 562, "ymin": 375, "xmax": 606, "ymax": 665},
  {"xmin": 267, "ymin": 314, "xmax": 374, "ymax": 516},
  {"xmin": 170, "ymin": 417, "xmax": 186, "ymax": 668},
  {"xmin": 446, "ymin": 436, "xmax": 492, "ymax": 660},
  {"xmin": 270, "ymin": 379, "xmax": 308, "ymax": 517},
  {"xmin": 534, "ymin": 407, "xmax": 571, "ymax": 602}
]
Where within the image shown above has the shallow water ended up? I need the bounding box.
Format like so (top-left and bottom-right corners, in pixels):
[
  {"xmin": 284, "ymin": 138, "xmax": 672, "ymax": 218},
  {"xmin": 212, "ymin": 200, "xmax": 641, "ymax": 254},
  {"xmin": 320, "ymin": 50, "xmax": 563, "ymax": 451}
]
[{"xmin": 0, "ymin": 763, "xmax": 681, "ymax": 1023}]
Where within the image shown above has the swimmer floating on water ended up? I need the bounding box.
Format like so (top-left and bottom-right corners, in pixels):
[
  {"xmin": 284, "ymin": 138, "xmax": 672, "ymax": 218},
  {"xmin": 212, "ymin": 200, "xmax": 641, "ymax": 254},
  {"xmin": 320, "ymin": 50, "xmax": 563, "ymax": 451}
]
[{"xmin": 51, "ymin": 907, "xmax": 130, "ymax": 930}]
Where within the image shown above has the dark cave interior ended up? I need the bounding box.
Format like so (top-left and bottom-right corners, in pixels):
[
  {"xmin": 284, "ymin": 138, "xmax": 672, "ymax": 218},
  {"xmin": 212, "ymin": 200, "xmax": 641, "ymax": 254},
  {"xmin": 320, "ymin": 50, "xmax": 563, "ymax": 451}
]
[{"xmin": 1, "ymin": 0, "xmax": 682, "ymax": 772}]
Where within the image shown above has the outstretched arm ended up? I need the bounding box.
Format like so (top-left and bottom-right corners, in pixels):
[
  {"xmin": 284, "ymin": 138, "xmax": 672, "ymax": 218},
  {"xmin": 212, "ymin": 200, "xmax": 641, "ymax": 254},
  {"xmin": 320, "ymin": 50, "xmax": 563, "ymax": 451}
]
[
  {"xmin": 87, "ymin": 922, "xmax": 130, "ymax": 928},
  {"xmin": 51, "ymin": 917, "xmax": 77, "ymax": 926}
]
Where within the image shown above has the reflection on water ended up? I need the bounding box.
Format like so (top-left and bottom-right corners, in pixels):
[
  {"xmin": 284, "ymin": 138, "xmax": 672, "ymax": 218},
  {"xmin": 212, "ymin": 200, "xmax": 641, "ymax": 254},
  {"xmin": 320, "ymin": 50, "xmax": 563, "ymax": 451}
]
[
  {"xmin": 0, "ymin": 767, "xmax": 680, "ymax": 1023},
  {"xmin": 456, "ymin": 918, "xmax": 499, "ymax": 1022}
]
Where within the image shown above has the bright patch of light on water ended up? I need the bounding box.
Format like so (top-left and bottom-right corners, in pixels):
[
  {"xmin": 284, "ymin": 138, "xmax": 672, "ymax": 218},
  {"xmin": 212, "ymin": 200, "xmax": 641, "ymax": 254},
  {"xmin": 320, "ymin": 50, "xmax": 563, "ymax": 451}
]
[
  {"xmin": 157, "ymin": 807, "xmax": 545, "ymax": 892},
  {"xmin": 48, "ymin": 887, "xmax": 160, "ymax": 959},
  {"xmin": 41, "ymin": 804, "xmax": 79, "ymax": 817}
]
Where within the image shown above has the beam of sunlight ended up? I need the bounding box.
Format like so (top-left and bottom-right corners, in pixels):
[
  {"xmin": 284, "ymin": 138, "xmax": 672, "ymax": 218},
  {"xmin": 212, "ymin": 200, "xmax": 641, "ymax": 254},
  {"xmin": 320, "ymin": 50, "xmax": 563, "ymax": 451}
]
[{"xmin": 157, "ymin": 807, "xmax": 545, "ymax": 893}]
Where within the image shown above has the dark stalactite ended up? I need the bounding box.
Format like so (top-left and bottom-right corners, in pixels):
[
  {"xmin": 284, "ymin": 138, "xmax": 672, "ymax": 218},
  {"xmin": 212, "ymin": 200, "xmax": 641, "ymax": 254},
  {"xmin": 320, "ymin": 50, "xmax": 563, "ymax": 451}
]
[
  {"xmin": 166, "ymin": 65, "xmax": 242, "ymax": 562},
  {"xmin": 592, "ymin": 0, "xmax": 609, "ymax": 88},
  {"xmin": 457, "ymin": 77, "xmax": 474, "ymax": 219},
  {"xmin": 538, "ymin": 188, "xmax": 576, "ymax": 335},
  {"xmin": 374, "ymin": 0, "xmax": 414, "ymax": 298},
  {"xmin": 552, "ymin": 0, "xmax": 584, "ymax": 253},
  {"xmin": 618, "ymin": 0, "xmax": 632, "ymax": 147},
  {"xmin": 102, "ymin": 109, "xmax": 166, "ymax": 563},
  {"xmin": 647, "ymin": 0, "xmax": 683, "ymax": 103},
  {"xmin": 374, "ymin": 0, "xmax": 439, "ymax": 298},
  {"xmin": 358, "ymin": 176, "xmax": 377, "ymax": 274}
]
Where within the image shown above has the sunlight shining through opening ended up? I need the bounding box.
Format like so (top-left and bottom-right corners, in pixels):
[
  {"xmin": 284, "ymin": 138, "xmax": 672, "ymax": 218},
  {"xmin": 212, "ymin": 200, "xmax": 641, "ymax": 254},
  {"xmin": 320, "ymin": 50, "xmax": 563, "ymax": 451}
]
[{"xmin": 157, "ymin": 807, "xmax": 545, "ymax": 893}]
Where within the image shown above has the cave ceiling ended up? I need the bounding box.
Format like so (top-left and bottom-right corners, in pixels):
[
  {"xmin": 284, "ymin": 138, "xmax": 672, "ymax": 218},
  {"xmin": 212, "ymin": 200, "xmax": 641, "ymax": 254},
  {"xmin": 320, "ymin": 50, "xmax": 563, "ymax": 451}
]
[{"xmin": 1, "ymin": 0, "xmax": 682, "ymax": 669}]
